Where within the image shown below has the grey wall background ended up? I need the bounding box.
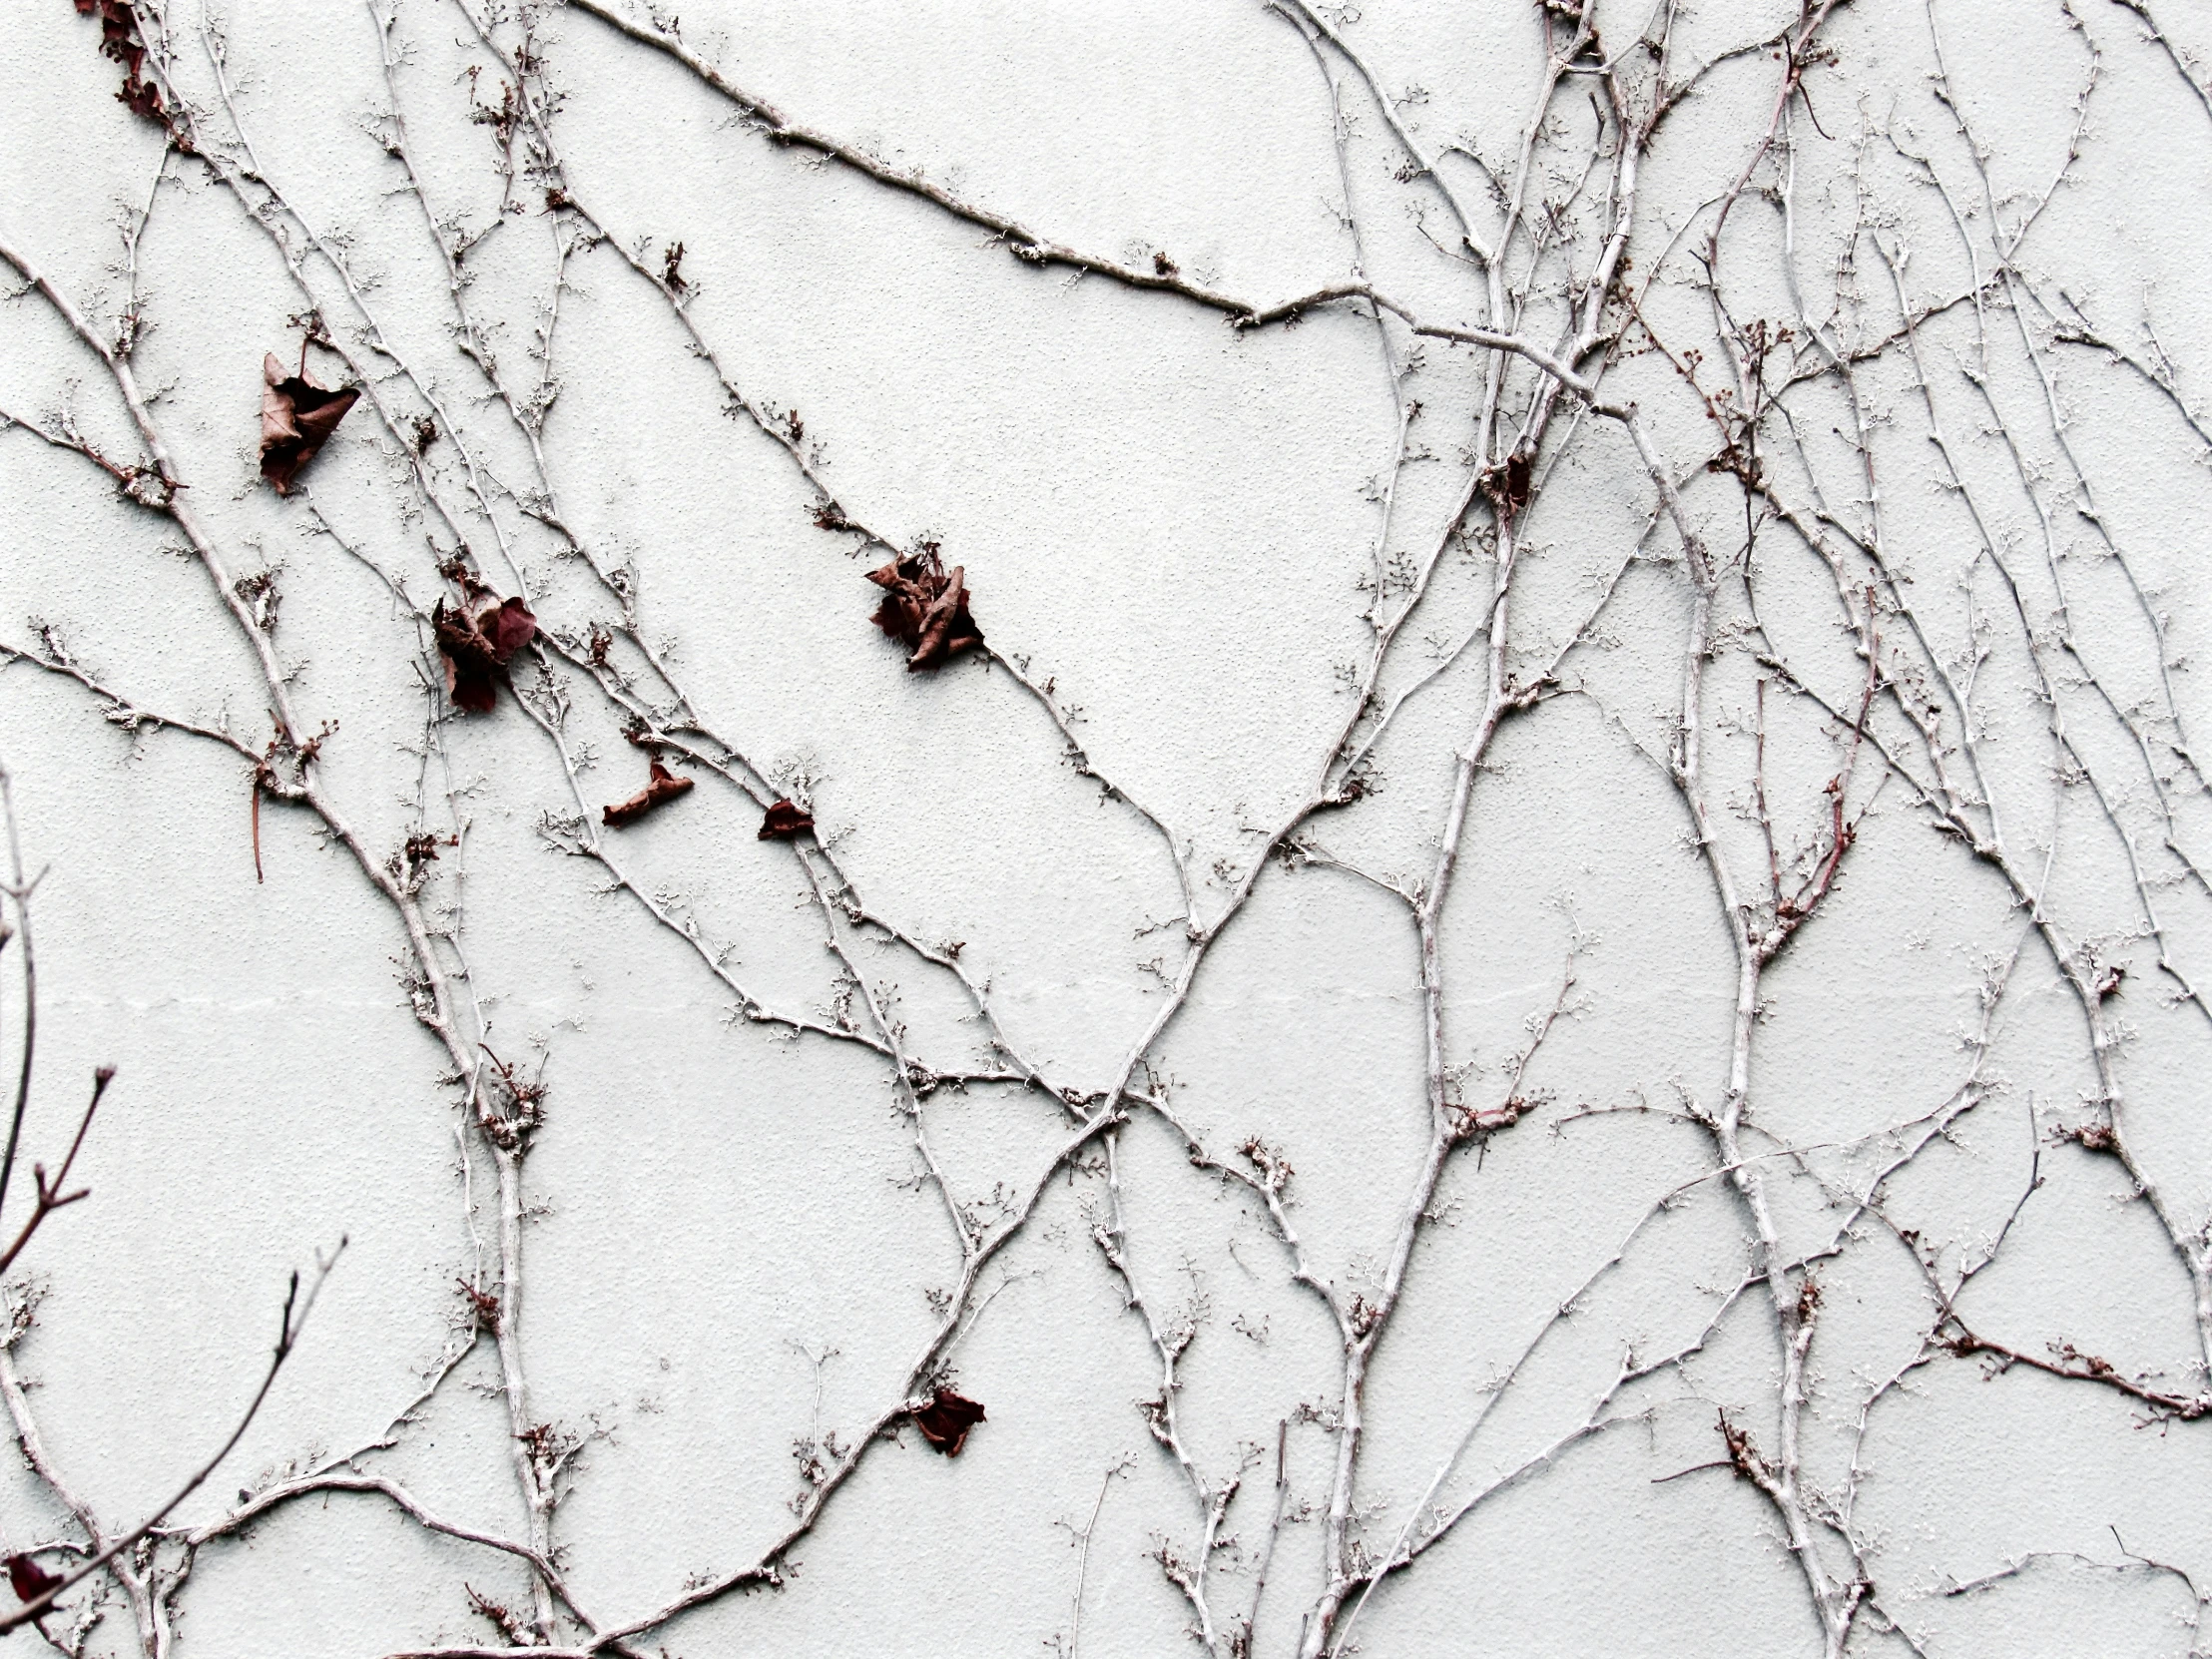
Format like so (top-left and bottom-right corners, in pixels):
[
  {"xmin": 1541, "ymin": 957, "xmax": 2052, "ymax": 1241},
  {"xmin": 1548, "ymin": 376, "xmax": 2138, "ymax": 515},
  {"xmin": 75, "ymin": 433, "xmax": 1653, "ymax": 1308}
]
[{"xmin": 2, "ymin": 1, "xmax": 2212, "ymax": 1654}]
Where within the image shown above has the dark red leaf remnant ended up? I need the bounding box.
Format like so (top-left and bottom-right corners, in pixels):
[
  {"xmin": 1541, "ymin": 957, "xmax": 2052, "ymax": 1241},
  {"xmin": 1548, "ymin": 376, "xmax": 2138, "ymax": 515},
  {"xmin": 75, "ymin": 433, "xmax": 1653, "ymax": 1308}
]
[
  {"xmin": 478, "ymin": 597, "xmax": 537, "ymax": 660},
  {"xmin": 260, "ymin": 353, "xmax": 361, "ymax": 494},
  {"xmin": 7, "ymin": 1552, "xmax": 60, "ymax": 1606},
  {"xmin": 603, "ymin": 760, "xmax": 694, "ymax": 828},
  {"xmin": 119, "ymin": 74, "xmax": 163, "ymax": 121},
  {"xmin": 77, "ymin": 2, "xmax": 167, "ymax": 126},
  {"xmin": 434, "ymin": 596, "xmax": 537, "ymax": 714},
  {"xmin": 865, "ymin": 551, "xmax": 983, "ymax": 672},
  {"xmin": 758, "ymin": 799, "xmax": 814, "ymax": 840},
  {"xmin": 1504, "ymin": 450, "xmax": 1532, "ymax": 508},
  {"xmin": 911, "ymin": 1387, "xmax": 986, "ymax": 1456}
]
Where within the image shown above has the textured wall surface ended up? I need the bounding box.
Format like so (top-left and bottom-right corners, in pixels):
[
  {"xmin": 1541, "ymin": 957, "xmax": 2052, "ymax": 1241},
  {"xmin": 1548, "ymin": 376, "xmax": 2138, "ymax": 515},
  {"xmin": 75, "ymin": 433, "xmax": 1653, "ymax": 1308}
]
[{"xmin": 2, "ymin": 1, "xmax": 2211, "ymax": 1655}]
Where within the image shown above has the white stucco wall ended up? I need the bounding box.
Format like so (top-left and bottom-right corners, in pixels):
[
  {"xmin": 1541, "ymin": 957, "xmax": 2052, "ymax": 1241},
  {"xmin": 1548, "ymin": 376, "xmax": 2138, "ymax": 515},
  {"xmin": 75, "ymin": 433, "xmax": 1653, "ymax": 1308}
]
[{"xmin": 3, "ymin": 1, "xmax": 2212, "ymax": 1654}]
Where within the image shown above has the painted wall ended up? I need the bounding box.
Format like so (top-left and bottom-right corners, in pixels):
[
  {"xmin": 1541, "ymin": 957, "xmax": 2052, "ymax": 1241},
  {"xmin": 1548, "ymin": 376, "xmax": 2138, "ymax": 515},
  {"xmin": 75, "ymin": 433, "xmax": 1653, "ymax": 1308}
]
[{"xmin": 2, "ymin": 1, "xmax": 2211, "ymax": 1654}]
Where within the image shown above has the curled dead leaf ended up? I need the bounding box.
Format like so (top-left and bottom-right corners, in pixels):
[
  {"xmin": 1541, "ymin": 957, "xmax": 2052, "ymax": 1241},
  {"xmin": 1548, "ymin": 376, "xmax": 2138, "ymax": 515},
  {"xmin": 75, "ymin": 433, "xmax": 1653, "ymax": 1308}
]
[
  {"xmin": 260, "ymin": 353, "xmax": 360, "ymax": 495},
  {"xmin": 758, "ymin": 799, "xmax": 814, "ymax": 840},
  {"xmin": 911, "ymin": 1387, "xmax": 985, "ymax": 1456},
  {"xmin": 865, "ymin": 550, "xmax": 982, "ymax": 672},
  {"xmin": 603, "ymin": 760, "xmax": 694, "ymax": 828},
  {"xmin": 433, "ymin": 596, "xmax": 537, "ymax": 714}
]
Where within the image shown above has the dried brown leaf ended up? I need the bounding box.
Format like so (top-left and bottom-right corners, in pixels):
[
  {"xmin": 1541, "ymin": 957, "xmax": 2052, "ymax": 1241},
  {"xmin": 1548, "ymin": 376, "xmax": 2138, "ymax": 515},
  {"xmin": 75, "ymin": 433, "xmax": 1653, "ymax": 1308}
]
[
  {"xmin": 864, "ymin": 551, "xmax": 982, "ymax": 672},
  {"xmin": 911, "ymin": 1387, "xmax": 986, "ymax": 1456},
  {"xmin": 479, "ymin": 596, "xmax": 537, "ymax": 661},
  {"xmin": 433, "ymin": 596, "xmax": 536, "ymax": 714},
  {"xmin": 603, "ymin": 760, "xmax": 695, "ymax": 828},
  {"xmin": 75, "ymin": 2, "xmax": 168, "ymax": 129},
  {"xmin": 260, "ymin": 353, "xmax": 360, "ymax": 495},
  {"xmin": 758, "ymin": 799, "xmax": 814, "ymax": 840},
  {"xmin": 118, "ymin": 75, "xmax": 162, "ymax": 120},
  {"xmin": 96, "ymin": 1, "xmax": 142, "ymax": 75},
  {"xmin": 6, "ymin": 1553, "xmax": 59, "ymax": 1605}
]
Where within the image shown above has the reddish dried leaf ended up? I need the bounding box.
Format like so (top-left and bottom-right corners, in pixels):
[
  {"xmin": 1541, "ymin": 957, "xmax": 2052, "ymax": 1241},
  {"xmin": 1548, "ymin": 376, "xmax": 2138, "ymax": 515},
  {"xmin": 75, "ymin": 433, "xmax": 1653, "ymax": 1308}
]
[
  {"xmin": 603, "ymin": 760, "xmax": 694, "ymax": 828},
  {"xmin": 434, "ymin": 596, "xmax": 536, "ymax": 715},
  {"xmin": 867, "ymin": 587, "xmax": 925, "ymax": 645},
  {"xmin": 757, "ymin": 799, "xmax": 814, "ymax": 840},
  {"xmin": 911, "ymin": 1387, "xmax": 986, "ymax": 1456},
  {"xmin": 7, "ymin": 1552, "xmax": 59, "ymax": 1605},
  {"xmin": 118, "ymin": 75, "xmax": 162, "ymax": 120},
  {"xmin": 97, "ymin": 2, "xmax": 143, "ymax": 75},
  {"xmin": 907, "ymin": 567, "xmax": 973, "ymax": 671},
  {"xmin": 260, "ymin": 353, "xmax": 360, "ymax": 494},
  {"xmin": 75, "ymin": 3, "xmax": 170, "ymax": 131},
  {"xmin": 479, "ymin": 596, "xmax": 537, "ymax": 662},
  {"xmin": 433, "ymin": 602, "xmax": 500, "ymax": 714},
  {"xmin": 864, "ymin": 552, "xmax": 982, "ymax": 673},
  {"xmin": 1504, "ymin": 450, "xmax": 1532, "ymax": 508}
]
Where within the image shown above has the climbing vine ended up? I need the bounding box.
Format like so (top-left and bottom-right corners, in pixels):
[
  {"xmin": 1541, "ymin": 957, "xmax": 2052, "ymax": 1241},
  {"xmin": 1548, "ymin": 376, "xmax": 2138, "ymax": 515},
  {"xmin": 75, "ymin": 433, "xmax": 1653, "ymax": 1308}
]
[{"xmin": 3, "ymin": 0, "xmax": 2211, "ymax": 1654}]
